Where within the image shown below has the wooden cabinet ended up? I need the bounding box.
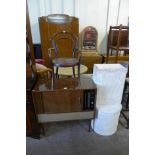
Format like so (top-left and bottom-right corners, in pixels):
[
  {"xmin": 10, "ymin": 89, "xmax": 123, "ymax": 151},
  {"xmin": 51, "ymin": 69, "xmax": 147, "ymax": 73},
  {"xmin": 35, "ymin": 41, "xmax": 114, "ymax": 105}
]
[
  {"xmin": 39, "ymin": 15, "xmax": 79, "ymax": 68},
  {"xmin": 32, "ymin": 77, "xmax": 96, "ymax": 126},
  {"xmin": 26, "ymin": 64, "xmax": 40, "ymax": 138},
  {"xmin": 81, "ymin": 51, "xmax": 103, "ymax": 73}
]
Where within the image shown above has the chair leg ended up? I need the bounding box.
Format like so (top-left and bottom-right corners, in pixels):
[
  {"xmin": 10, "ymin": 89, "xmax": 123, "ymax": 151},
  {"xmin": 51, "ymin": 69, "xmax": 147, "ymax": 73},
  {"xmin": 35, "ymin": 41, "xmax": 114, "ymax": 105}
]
[
  {"xmin": 40, "ymin": 123, "xmax": 45, "ymax": 135},
  {"xmin": 115, "ymin": 50, "xmax": 119, "ymax": 63},
  {"xmin": 106, "ymin": 48, "xmax": 110, "ymax": 63},
  {"xmin": 56, "ymin": 67, "xmax": 59, "ymax": 78},
  {"xmin": 52, "ymin": 66, "xmax": 55, "ymax": 88},
  {"xmin": 88, "ymin": 119, "xmax": 92, "ymax": 132},
  {"xmin": 110, "ymin": 49, "xmax": 113, "ymax": 56},
  {"xmin": 72, "ymin": 66, "xmax": 75, "ymax": 78},
  {"xmin": 78, "ymin": 64, "xmax": 80, "ymax": 80},
  {"xmin": 123, "ymin": 49, "xmax": 129, "ymax": 56}
]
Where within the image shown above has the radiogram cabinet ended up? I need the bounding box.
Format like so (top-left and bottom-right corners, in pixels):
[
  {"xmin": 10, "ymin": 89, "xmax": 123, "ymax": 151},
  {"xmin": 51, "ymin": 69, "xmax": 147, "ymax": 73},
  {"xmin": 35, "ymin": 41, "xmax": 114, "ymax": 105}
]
[{"xmin": 32, "ymin": 76, "xmax": 96, "ymax": 125}]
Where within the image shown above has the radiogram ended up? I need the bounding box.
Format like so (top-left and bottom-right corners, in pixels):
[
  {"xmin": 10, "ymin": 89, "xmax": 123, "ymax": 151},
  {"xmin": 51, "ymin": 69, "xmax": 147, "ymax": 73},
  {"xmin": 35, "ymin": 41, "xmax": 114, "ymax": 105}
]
[{"xmin": 32, "ymin": 76, "xmax": 97, "ymax": 123}]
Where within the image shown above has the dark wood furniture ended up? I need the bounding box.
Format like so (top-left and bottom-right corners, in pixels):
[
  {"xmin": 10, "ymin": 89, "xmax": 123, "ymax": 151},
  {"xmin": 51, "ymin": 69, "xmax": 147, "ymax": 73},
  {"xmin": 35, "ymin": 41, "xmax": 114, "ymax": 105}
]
[
  {"xmin": 32, "ymin": 76, "xmax": 97, "ymax": 132},
  {"xmin": 106, "ymin": 24, "xmax": 129, "ymax": 63},
  {"xmin": 104, "ymin": 55, "xmax": 129, "ymax": 63},
  {"xmin": 48, "ymin": 30, "xmax": 81, "ymax": 79},
  {"xmin": 26, "ymin": 64, "xmax": 40, "ymax": 138},
  {"xmin": 39, "ymin": 15, "xmax": 79, "ymax": 68}
]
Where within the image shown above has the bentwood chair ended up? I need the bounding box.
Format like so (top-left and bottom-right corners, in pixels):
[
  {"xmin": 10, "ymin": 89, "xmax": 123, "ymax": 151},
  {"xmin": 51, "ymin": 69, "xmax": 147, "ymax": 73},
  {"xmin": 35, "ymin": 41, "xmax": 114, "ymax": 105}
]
[
  {"xmin": 48, "ymin": 30, "xmax": 81, "ymax": 80},
  {"xmin": 106, "ymin": 24, "xmax": 129, "ymax": 63}
]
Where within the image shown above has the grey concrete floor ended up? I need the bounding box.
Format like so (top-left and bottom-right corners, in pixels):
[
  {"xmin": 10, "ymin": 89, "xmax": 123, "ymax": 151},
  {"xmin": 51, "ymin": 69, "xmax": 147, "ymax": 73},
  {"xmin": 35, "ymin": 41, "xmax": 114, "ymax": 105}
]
[{"xmin": 26, "ymin": 116, "xmax": 129, "ymax": 155}]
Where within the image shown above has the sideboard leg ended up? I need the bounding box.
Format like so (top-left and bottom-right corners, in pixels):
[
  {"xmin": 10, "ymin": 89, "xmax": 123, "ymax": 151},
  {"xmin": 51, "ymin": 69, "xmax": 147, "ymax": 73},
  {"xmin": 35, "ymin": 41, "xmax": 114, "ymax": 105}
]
[
  {"xmin": 40, "ymin": 123, "xmax": 45, "ymax": 135},
  {"xmin": 88, "ymin": 119, "xmax": 92, "ymax": 132}
]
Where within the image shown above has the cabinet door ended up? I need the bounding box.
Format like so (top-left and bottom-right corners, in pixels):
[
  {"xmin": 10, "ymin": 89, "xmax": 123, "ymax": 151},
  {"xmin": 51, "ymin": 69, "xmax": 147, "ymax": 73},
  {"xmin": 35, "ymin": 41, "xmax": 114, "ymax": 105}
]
[{"xmin": 33, "ymin": 90, "xmax": 83, "ymax": 114}]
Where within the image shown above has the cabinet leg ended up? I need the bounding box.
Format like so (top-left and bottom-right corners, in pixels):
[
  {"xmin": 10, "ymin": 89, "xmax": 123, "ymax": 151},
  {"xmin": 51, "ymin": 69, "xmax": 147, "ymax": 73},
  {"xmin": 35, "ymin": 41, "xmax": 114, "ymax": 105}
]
[{"xmin": 88, "ymin": 120, "xmax": 92, "ymax": 132}]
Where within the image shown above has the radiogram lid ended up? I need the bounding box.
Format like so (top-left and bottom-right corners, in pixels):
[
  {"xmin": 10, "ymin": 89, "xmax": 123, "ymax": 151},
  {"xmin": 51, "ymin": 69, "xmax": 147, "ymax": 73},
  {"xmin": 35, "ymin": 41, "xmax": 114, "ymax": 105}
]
[{"xmin": 32, "ymin": 76, "xmax": 96, "ymax": 92}]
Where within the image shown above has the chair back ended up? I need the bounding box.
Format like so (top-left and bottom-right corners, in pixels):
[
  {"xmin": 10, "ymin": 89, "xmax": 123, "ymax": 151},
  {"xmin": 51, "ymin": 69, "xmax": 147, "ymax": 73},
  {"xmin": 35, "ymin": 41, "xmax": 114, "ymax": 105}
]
[
  {"xmin": 108, "ymin": 25, "xmax": 129, "ymax": 48},
  {"xmin": 49, "ymin": 30, "xmax": 79, "ymax": 58}
]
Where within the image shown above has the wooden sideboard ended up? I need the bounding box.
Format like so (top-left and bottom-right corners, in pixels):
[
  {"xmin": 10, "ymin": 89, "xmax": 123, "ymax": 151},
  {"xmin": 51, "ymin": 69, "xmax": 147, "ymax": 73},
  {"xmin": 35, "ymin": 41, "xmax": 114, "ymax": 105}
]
[
  {"xmin": 81, "ymin": 51, "xmax": 103, "ymax": 73},
  {"xmin": 32, "ymin": 76, "xmax": 97, "ymax": 131}
]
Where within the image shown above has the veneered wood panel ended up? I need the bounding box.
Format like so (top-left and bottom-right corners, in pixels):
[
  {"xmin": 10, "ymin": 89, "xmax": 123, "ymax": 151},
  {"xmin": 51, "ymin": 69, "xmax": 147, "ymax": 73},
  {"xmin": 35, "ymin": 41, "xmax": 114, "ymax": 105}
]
[{"xmin": 41, "ymin": 91, "xmax": 83, "ymax": 113}]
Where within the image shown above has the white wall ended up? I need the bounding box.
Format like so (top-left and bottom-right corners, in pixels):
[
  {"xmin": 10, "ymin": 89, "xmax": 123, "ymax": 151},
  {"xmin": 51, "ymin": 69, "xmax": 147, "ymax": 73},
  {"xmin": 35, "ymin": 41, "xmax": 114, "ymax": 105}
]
[{"xmin": 27, "ymin": 0, "xmax": 128, "ymax": 54}]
